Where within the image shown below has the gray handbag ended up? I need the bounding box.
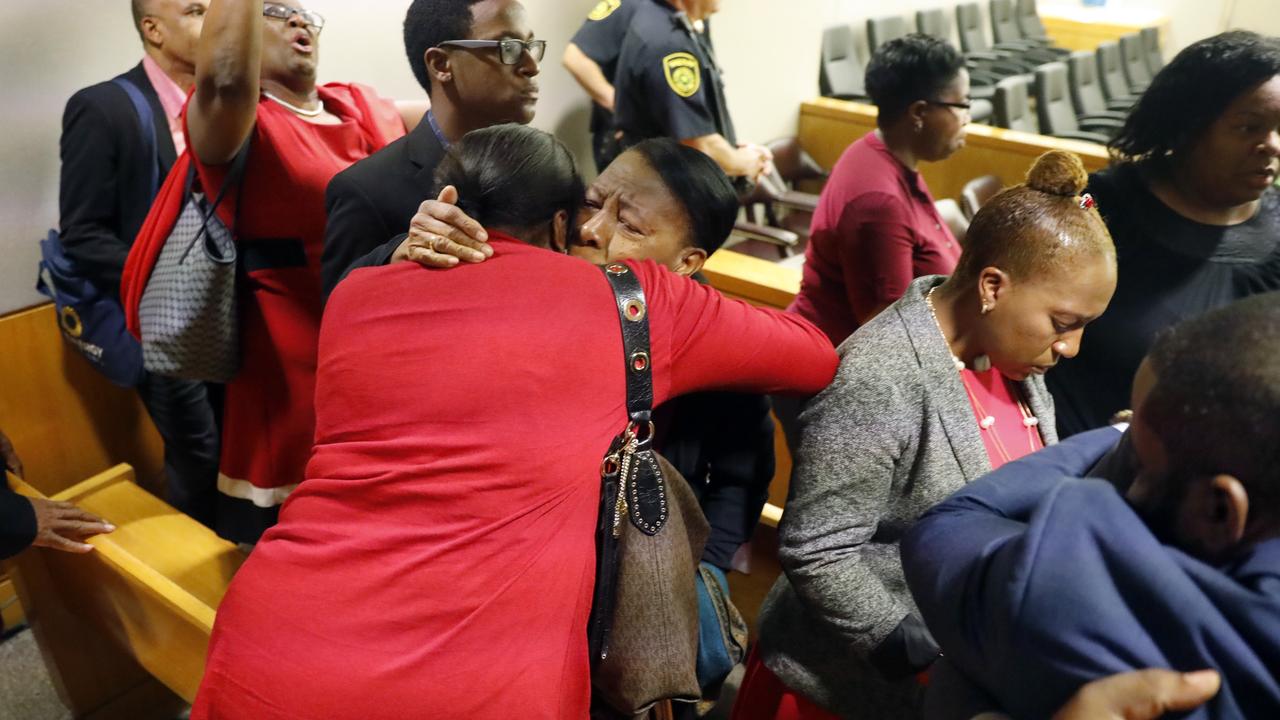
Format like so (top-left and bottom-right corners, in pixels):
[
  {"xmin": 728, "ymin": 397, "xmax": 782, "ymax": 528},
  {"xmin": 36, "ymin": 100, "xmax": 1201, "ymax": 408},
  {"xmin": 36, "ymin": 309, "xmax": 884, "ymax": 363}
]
[{"xmin": 138, "ymin": 138, "xmax": 250, "ymax": 383}]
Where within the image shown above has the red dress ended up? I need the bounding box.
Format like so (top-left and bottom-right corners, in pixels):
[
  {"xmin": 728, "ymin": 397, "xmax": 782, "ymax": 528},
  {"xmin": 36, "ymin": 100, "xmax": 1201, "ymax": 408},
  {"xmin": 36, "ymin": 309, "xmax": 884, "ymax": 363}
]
[
  {"xmin": 789, "ymin": 132, "xmax": 961, "ymax": 345},
  {"xmin": 187, "ymin": 84, "xmax": 404, "ymax": 541},
  {"xmin": 191, "ymin": 237, "xmax": 838, "ymax": 720}
]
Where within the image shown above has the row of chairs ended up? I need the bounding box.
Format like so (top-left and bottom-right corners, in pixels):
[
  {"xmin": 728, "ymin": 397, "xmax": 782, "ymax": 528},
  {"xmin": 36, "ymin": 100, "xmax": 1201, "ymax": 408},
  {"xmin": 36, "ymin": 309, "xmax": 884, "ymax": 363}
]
[
  {"xmin": 992, "ymin": 37, "xmax": 1155, "ymax": 142},
  {"xmin": 821, "ymin": 0, "xmax": 1164, "ymax": 135}
]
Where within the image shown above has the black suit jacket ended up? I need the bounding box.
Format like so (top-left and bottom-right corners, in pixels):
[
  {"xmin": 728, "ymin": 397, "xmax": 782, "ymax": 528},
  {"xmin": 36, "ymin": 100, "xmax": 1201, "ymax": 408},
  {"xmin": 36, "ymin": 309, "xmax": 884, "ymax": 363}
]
[
  {"xmin": 59, "ymin": 62, "xmax": 178, "ymax": 298},
  {"xmin": 1, "ymin": 481, "xmax": 36, "ymax": 559},
  {"xmin": 321, "ymin": 119, "xmax": 446, "ymax": 301}
]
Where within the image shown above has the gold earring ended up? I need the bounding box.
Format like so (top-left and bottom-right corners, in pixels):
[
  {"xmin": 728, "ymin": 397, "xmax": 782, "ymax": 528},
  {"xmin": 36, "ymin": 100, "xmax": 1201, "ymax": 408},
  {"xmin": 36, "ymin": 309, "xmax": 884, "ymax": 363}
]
[{"xmin": 981, "ymin": 302, "xmax": 991, "ymax": 315}]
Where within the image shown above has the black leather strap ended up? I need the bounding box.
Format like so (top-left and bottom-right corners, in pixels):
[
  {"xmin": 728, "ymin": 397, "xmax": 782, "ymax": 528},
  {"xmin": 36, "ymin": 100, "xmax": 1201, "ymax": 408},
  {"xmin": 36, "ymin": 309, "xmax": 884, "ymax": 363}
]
[{"xmin": 599, "ymin": 263, "xmax": 653, "ymax": 423}]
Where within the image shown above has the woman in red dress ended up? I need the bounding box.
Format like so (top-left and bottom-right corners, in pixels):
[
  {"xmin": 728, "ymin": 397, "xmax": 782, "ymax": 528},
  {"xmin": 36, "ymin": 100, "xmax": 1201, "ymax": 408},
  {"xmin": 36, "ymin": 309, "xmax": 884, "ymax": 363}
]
[
  {"xmin": 192, "ymin": 126, "xmax": 838, "ymax": 719},
  {"xmin": 185, "ymin": 0, "xmax": 417, "ymax": 541}
]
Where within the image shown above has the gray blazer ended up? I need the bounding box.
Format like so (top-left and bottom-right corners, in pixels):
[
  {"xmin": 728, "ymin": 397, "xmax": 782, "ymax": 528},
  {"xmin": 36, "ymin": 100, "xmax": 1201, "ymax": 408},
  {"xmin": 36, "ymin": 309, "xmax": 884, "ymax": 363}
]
[{"xmin": 757, "ymin": 276, "xmax": 1058, "ymax": 718}]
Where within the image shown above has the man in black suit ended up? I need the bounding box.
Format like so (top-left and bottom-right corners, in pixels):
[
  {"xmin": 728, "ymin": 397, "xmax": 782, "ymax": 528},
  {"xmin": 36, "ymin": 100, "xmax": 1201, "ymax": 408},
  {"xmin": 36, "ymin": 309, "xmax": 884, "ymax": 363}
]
[
  {"xmin": 320, "ymin": 0, "xmax": 542, "ymax": 299},
  {"xmin": 58, "ymin": 0, "xmax": 220, "ymax": 528}
]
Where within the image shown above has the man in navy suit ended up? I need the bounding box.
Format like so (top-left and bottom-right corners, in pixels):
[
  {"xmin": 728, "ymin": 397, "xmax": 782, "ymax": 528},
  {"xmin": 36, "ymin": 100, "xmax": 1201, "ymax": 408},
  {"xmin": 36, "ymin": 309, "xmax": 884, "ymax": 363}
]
[
  {"xmin": 58, "ymin": 0, "xmax": 220, "ymax": 527},
  {"xmin": 903, "ymin": 292, "xmax": 1280, "ymax": 719}
]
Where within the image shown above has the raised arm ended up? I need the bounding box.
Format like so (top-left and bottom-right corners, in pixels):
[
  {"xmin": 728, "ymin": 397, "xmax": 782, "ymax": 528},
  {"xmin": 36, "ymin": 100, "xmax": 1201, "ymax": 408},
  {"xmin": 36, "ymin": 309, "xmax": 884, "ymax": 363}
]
[{"xmin": 187, "ymin": 0, "xmax": 261, "ymax": 165}]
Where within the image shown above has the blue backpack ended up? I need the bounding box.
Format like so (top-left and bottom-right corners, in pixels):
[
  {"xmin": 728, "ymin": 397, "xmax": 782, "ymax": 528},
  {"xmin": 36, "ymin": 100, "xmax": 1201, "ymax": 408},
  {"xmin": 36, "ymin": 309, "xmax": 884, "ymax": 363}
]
[{"xmin": 35, "ymin": 76, "xmax": 159, "ymax": 388}]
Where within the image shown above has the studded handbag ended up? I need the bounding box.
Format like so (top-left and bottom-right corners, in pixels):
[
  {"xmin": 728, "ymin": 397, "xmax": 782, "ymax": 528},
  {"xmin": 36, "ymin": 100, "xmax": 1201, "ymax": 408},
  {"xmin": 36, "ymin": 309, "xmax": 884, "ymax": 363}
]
[{"xmin": 588, "ymin": 262, "xmax": 709, "ymax": 718}]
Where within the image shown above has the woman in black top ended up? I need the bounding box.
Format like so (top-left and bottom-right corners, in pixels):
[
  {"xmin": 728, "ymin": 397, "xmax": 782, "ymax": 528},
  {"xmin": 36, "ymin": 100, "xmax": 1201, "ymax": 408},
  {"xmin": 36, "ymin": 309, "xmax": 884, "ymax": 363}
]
[{"xmin": 1049, "ymin": 31, "xmax": 1280, "ymax": 436}]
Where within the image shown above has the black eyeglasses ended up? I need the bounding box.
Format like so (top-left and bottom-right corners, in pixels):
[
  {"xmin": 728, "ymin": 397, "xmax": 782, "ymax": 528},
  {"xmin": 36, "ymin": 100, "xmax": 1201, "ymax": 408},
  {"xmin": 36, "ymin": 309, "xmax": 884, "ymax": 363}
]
[
  {"xmin": 436, "ymin": 39, "xmax": 547, "ymax": 65},
  {"xmin": 927, "ymin": 99, "xmax": 972, "ymax": 112},
  {"xmin": 263, "ymin": 2, "xmax": 324, "ymax": 32}
]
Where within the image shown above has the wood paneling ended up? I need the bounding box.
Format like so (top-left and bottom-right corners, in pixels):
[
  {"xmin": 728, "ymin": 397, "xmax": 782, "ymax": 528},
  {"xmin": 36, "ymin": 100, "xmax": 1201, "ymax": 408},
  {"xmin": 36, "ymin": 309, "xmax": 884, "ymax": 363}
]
[
  {"xmin": 6, "ymin": 465, "xmax": 244, "ymax": 711},
  {"xmin": 0, "ymin": 304, "xmax": 163, "ymax": 498},
  {"xmin": 1040, "ymin": 7, "xmax": 1171, "ymax": 53},
  {"xmin": 799, "ymin": 99, "xmax": 1110, "ymax": 205}
]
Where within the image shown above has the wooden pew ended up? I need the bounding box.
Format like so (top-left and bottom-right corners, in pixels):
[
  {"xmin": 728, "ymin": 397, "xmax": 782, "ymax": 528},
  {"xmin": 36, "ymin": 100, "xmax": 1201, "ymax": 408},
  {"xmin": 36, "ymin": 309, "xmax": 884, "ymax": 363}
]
[
  {"xmin": 5, "ymin": 464, "xmax": 244, "ymax": 718},
  {"xmin": 798, "ymin": 98, "xmax": 1110, "ymax": 203}
]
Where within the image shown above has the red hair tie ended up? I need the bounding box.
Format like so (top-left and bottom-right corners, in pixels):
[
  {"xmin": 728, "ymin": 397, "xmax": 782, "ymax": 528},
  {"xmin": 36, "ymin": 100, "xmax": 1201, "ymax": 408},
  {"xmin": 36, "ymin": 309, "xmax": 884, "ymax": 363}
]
[{"xmin": 1079, "ymin": 193, "xmax": 1096, "ymax": 210}]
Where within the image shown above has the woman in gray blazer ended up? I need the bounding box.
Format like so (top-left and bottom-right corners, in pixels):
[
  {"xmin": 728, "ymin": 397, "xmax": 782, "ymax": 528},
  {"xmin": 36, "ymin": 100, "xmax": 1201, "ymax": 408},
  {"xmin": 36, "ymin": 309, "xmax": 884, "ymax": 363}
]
[{"xmin": 736, "ymin": 152, "xmax": 1119, "ymax": 720}]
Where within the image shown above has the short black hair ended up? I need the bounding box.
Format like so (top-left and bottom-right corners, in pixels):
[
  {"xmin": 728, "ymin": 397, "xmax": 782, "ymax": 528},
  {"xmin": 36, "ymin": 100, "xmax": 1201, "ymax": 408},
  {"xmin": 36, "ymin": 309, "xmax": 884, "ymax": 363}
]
[
  {"xmin": 1144, "ymin": 292, "xmax": 1280, "ymax": 516},
  {"xmin": 1110, "ymin": 31, "xmax": 1280, "ymax": 169},
  {"xmin": 624, "ymin": 139, "xmax": 738, "ymax": 254},
  {"xmin": 864, "ymin": 34, "xmax": 966, "ymax": 123},
  {"xmin": 432, "ymin": 124, "xmax": 584, "ymax": 245},
  {"xmin": 404, "ymin": 0, "xmax": 485, "ymax": 95}
]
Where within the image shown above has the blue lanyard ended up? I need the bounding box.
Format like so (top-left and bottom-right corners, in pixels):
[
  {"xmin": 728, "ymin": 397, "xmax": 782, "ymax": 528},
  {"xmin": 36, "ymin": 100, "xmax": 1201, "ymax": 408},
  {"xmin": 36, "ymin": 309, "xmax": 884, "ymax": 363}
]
[{"xmin": 426, "ymin": 110, "xmax": 450, "ymax": 149}]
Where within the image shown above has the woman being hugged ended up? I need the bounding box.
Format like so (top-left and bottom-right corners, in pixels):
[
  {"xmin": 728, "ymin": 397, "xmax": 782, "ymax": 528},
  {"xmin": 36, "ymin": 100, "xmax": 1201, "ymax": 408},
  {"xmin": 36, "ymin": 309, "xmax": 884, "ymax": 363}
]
[
  {"xmin": 1047, "ymin": 30, "xmax": 1280, "ymax": 436},
  {"xmin": 186, "ymin": 0, "xmax": 410, "ymax": 541},
  {"xmin": 736, "ymin": 152, "xmax": 1117, "ymax": 720}
]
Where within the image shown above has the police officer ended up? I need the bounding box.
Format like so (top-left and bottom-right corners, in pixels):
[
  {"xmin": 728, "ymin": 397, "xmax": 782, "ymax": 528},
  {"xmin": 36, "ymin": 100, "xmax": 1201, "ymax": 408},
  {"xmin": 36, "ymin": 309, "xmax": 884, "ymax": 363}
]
[
  {"xmin": 562, "ymin": 0, "xmax": 639, "ymax": 172},
  {"xmin": 612, "ymin": 0, "xmax": 771, "ymax": 182}
]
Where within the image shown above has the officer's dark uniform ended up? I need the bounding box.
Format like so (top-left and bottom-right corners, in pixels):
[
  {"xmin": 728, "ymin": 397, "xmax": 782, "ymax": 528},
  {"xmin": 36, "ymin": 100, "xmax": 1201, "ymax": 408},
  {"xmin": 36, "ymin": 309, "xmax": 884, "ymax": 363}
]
[
  {"xmin": 569, "ymin": 0, "xmax": 640, "ymax": 171},
  {"xmin": 613, "ymin": 0, "xmax": 736, "ymax": 153}
]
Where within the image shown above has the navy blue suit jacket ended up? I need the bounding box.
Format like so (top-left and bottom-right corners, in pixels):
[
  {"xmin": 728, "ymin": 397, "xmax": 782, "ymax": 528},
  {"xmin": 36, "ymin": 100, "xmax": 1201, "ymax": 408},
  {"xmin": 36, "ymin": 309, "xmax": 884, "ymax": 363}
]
[{"xmin": 902, "ymin": 428, "xmax": 1280, "ymax": 719}]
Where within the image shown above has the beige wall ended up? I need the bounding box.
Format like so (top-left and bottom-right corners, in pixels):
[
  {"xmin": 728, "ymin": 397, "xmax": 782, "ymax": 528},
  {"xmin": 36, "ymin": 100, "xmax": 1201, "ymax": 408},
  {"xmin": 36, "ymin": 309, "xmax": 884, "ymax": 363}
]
[{"xmin": 0, "ymin": 0, "xmax": 1248, "ymax": 313}]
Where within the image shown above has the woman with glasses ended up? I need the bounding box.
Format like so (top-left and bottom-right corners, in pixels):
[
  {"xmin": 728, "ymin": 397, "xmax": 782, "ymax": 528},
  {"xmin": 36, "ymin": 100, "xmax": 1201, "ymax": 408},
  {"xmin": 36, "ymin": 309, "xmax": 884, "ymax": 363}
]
[
  {"xmin": 183, "ymin": 0, "xmax": 418, "ymax": 543},
  {"xmin": 790, "ymin": 34, "xmax": 971, "ymax": 348}
]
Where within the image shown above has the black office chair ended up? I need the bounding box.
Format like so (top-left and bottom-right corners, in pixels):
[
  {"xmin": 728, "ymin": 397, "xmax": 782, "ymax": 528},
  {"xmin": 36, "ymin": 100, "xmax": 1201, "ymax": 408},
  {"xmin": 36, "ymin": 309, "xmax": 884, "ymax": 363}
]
[
  {"xmin": 956, "ymin": 2, "xmax": 1040, "ymax": 74},
  {"xmin": 1035, "ymin": 62, "xmax": 1120, "ymax": 144},
  {"xmin": 1140, "ymin": 26, "xmax": 1164, "ymax": 76},
  {"xmin": 867, "ymin": 15, "xmax": 909, "ymax": 52},
  {"xmin": 1014, "ymin": 0, "xmax": 1055, "ymax": 44},
  {"xmin": 917, "ymin": 8, "xmax": 1004, "ymax": 91},
  {"xmin": 991, "ymin": 0, "xmax": 1068, "ymax": 63},
  {"xmin": 1119, "ymin": 33, "xmax": 1152, "ymax": 92},
  {"xmin": 993, "ymin": 75, "xmax": 1038, "ymax": 133},
  {"xmin": 1067, "ymin": 51, "xmax": 1132, "ymax": 116},
  {"xmin": 820, "ymin": 25, "xmax": 869, "ymax": 101},
  {"xmin": 1096, "ymin": 42, "xmax": 1144, "ymax": 104}
]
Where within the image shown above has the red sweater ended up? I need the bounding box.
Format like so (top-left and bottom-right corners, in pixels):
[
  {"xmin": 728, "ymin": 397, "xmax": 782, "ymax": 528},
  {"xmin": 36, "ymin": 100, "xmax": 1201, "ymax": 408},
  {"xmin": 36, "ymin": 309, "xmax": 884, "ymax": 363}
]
[{"xmin": 192, "ymin": 237, "xmax": 837, "ymax": 720}]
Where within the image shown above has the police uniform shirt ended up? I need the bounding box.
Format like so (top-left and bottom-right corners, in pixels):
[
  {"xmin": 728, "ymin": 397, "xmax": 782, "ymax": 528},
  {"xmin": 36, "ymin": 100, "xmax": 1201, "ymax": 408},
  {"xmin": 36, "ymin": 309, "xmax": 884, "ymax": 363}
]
[
  {"xmin": 570, "ymin": 0, "xmax": 639, "ymax": 134},
  {"xmin": 613, "ymin": 0, "xmax": 736, "ymax": 145}
]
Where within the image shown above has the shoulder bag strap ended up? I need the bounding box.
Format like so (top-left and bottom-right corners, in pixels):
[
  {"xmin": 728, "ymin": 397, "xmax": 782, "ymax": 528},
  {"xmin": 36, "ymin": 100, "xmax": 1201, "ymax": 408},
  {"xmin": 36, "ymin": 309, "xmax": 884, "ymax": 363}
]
[
  {"xmin": 111, "ymin": 76, "xmax": 160, "ymax": 197},
  {"xmin": 599, "ymin": 262, "xmax": 654, "ymax": 424}
]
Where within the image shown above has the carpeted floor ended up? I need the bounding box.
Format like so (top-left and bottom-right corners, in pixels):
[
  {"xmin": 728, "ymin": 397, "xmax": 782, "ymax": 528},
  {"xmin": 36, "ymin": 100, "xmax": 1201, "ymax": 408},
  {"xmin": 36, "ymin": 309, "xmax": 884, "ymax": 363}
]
[{"xmin": 0, "ymin": 628, "xmax": 70, "ymax": 720}]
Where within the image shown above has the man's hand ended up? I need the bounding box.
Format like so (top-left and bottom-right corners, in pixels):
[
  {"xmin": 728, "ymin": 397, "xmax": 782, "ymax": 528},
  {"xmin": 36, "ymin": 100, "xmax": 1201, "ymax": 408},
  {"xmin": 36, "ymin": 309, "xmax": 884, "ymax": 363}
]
[
  {"xmin": 1052, "ymin": 669, "xmax": 1221, "ymax": 720},
  {"xmin": 30, "ymin": 498, "xmax": 115, "ymax": 554},
  {"xmin": 0, "ymin": 429, "xmax": 22, "ymax": 478},
  {"xmin": 738, "ymin": 142, "xmax": 775, "ymax": 183},
  {"xmin": 391, "ymin": 186, "xmax": 493, "ymax": 267}
]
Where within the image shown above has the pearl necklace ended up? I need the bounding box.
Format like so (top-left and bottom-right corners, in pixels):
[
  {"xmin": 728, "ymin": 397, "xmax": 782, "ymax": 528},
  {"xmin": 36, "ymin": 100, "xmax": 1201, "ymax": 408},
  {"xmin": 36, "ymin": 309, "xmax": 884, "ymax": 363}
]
[
  {"xmin": 925, "ymin": 286, "xmax": 1040, "ymax": 438},
  {"xmin": 925, "ymin": 286, "xmax": 969, "ymax": 371},
  {"xmin": 263, "ymin": 90, "xmax": 323, "ymax": 117}
]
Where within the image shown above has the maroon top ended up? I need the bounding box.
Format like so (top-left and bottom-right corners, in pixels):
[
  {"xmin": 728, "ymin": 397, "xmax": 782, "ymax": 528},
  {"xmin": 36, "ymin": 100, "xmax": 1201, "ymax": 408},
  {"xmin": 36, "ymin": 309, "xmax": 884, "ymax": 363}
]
[{"xmin": 789, "ymin": 132, "xmax": 961, "ymax": 345}]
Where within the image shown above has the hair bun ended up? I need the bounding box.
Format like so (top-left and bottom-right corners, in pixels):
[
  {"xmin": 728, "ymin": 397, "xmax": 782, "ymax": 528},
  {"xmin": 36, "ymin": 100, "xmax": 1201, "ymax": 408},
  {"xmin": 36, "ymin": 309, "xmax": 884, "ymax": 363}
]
[{"xmin": 1025, "ymin": 150, "xmax": 1088, "ymax": 197}]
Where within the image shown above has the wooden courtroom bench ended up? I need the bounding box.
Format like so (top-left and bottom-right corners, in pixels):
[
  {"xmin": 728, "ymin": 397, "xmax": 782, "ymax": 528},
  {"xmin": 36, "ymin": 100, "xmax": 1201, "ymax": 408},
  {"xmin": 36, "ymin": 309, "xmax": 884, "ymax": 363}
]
[{"xmin": 6, "ymin": 464, "xmax": 244, "ymax": 718}]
